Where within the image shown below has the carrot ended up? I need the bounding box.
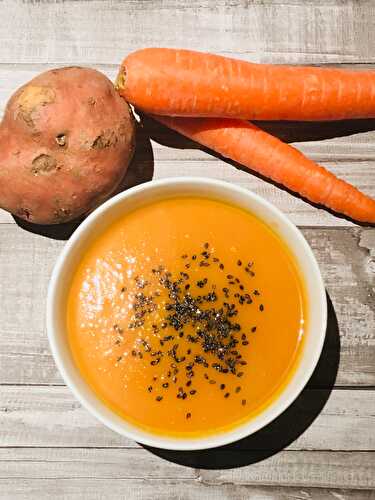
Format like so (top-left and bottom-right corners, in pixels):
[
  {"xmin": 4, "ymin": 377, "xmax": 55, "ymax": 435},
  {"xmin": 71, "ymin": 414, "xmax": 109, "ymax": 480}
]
[
  {"xmin": 152, "ymin": 116, "xmax": 375, "ymax": 223},
  {"xmin": 117, "ymin": 48, "xmax": 375, "ymax": 121}
]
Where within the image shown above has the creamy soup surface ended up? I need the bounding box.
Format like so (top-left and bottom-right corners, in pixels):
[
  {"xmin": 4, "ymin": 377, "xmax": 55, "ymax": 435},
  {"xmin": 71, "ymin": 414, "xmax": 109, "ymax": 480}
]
[{"xmin": 67, "ymin": 197, "xmax": 306, "ymax": 436}]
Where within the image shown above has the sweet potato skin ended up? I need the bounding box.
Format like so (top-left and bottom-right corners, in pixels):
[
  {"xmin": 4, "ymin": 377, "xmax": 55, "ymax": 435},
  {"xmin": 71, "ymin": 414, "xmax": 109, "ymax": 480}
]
[{"xmin": 0, "ymin": 67, "xmax": 135, "ymax": 224}]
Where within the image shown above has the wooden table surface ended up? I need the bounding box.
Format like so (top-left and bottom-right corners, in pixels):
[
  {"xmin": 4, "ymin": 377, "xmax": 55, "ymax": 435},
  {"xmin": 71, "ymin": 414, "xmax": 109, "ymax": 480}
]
[{"xmin": 0, "ymin": 1, "xmax": 374, "ymax": 498}]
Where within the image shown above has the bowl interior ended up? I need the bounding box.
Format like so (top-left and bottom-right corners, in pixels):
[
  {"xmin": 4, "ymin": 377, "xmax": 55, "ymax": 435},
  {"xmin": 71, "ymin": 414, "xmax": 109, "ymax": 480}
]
[{"xmin": 47, "ymin": 177, "xmax": 327, "ymax": 450}]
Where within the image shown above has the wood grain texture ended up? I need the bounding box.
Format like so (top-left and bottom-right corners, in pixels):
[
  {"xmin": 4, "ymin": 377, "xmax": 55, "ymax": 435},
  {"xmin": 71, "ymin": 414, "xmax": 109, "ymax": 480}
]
[
  {"xmin": 0, "ymin": 479, "xmax": 374, "ymax": 500},
  {"xmin": 0, "ymin": 449, "xmax": 374, "ymax": 490},
  {"xmin": 1, "ymin": 1, "xmax": 375, "ymax": 65},
  {"xmin": 0, "ymin": 448, "xmax": 197, "ymax": 480},
  {"xmin": 1, "ymin": 386, "xmax": 374, "ymax": 450},
  {"xmin": 198, "ymin": 451, "xmax": 375, "ymax": 489},
  {"xmin": 0, "ymin": 226, "xmax": 373, "ymax": 386}
]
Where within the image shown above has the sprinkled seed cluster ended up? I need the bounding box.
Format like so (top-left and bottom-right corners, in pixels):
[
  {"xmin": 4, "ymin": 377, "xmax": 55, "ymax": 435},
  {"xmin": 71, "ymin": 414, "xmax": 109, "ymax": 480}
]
[{"xmin": 116, "ymin": 243, "xmax": 263, "ymax": 420}]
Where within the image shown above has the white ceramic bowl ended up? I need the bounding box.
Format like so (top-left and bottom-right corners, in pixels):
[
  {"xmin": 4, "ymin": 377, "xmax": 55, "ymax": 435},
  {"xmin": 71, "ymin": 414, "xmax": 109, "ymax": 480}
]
[{"xmin": 47, "ymin": 177, "xmax": 327, "ymax": 450}]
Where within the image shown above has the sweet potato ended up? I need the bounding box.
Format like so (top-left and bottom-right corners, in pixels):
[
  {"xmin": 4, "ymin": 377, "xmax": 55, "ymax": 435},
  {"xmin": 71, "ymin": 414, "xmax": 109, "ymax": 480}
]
[{"xmin": 0, "ymin": 67, "xmax": 135, "ymax": 224}]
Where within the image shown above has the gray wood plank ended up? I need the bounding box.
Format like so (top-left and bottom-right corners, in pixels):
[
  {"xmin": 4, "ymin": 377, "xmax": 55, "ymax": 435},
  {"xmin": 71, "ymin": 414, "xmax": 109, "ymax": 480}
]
[
  {"xmin": 0, "ymin": 386, "xmax": 374, "ymax": 450},
  {"xmin": 0, "ymin": 478, "xmax": 374, "ymax": 500},
  {"xmin": 0, "ymin": 226, "xmax": 373, "ymax": 386},
  {"xmin": 0, "ymin": 448, "xmax": 197, "ymax": 480},
  {"xmin": 1, "ymin": 1, "xmax": 375, "ymax": 65},
  {"xmin": 1, "ymin": 449, "xmax": 374, "ymax": 490},
  {"xmin": 199, "ymin": 451, "xmax": 375, "ymax": 489}
]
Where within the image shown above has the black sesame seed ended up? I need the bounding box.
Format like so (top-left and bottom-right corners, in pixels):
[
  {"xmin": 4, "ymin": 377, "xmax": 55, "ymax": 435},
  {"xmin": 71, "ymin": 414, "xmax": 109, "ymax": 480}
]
[
  {"xmin": 251, "ymin": 326, "xmax": 257, "ymax": 332},
  {"xmin": 235, "ymin": 386, "xmax": 241, "ymax": 393},
  {"xmin": 219, "ymin": 263, "xmax": 224, "ymax": 270},
  {"xmin": 209, "ymin": 380, "xmax": 216, "ymax": 384},
  {"xmin": 192, "ymin": 255, "xmax": 197, "ymax": 260},
  {"xmin": 186, "ymin": 412, "xmax": 191, "ymax": 419},
  {"xmin": 131, "ymin": 350, "xmax": 137, "ymax": 357},
  {"xmin": 186, "ymin": 380, "xmax": 192, "ymax": 387},
  {"xmin": 190, "ymin": 389, "xmax": 197, "ymax": 395},
  {"xmin": 227, "ymin": 274, "xmax": 233, "ymax": 279},
  {"xmin": 156, "ymin": 396, "xmax": 163, "ymax": 402},
  {"xmin": 181, "ymin": 254, "xmax": 188, "ymax": 259},
  {"xmin": 148, "ymin": 386, "xmax": 153, "ymax": 392},
  {"xmin": 242, "ymin": 399, "xmax": 246, "ymax": 406},
  {"xmin": 199, "ymin": 261, "xmax": 209, "ymax": 267},
  {"xmin": 242, "ymin": 341, "xmax": 249, "ymax": 346},
  {"xmin": 241, "ymin": 334, "xmax": 246, "ymax": 340},
  {"xmin": 237, "ymin": 260, "xmax": 242, "ymax": 266},
  {"xmin": 259, "ymin": 304, "xmax": 264, "ymax": 312},
  {"xmin": 254, "ymin": 290, "xmax": 260, "ymax": 295},
  {"xmin": 224, "ymin": 392, "xmax": 230, "ymax": 398},
  {"xmin": 220, "ymin": 384, "xmax": 225, "ymax": 390},
  {"xmin": 237, "ymin": 372, "xmax": 244, "ymax": 378},
  {"xmin": 204, "ymin": 242, "xmax": 209, "ymax": 249},
  {"xmin": 162, "ymin": 383, "xmax": 169, "ymax": 388}
]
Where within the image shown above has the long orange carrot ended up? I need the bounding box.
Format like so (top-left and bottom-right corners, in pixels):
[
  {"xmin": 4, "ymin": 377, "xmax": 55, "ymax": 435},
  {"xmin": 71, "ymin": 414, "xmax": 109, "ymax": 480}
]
[
  {"xmin": 152, "ymin": 116, "xmax": 375, "ymax": 223},
  {"xmin": 117, "ymin": 48, "xmax": 375, "ymax": 121}
]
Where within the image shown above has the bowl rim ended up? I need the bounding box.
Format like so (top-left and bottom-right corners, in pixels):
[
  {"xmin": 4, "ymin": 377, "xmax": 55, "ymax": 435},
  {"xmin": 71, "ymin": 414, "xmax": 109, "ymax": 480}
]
[{"xmin": 47, "ymin": 176, "xmax": 327, "ymax": 450}]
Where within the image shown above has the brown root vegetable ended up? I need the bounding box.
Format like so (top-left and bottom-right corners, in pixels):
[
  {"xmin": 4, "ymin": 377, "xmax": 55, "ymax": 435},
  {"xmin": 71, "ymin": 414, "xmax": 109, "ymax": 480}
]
[{"xmin": 0, "ymin": 67, "xmax": 135, "ymax": 224}]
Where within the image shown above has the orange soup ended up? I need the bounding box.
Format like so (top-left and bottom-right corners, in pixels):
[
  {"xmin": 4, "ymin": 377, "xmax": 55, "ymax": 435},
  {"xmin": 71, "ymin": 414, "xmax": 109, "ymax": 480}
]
[{"xmin": 67, "ymin": 197, "xmax": 306, "ymax": 437}]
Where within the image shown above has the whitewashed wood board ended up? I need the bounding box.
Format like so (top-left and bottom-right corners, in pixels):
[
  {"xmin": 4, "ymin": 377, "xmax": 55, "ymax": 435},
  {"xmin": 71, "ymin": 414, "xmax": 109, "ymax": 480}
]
[
  {"xmin": 0, "ymin": 449, "xmax": 374, "ymax": 490},
  {"xmin": 0, "ymin": 478, "xmax": 374, "ymax": 500},
  {"xmin": 1, "ymin": 1, "xmax": 375, "ymax": 65},
  {"xmin": 1, "ymin": 386, "xmax": 374, "ymax": 450}
]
